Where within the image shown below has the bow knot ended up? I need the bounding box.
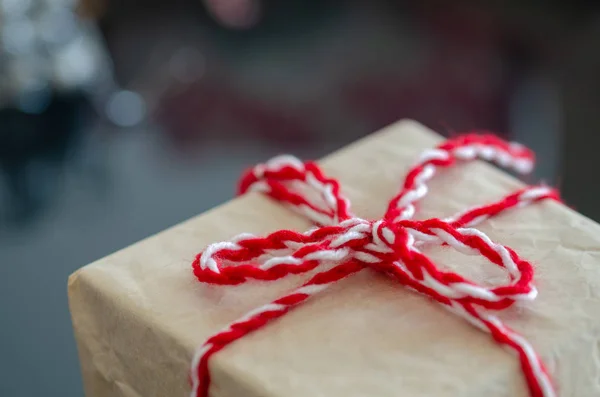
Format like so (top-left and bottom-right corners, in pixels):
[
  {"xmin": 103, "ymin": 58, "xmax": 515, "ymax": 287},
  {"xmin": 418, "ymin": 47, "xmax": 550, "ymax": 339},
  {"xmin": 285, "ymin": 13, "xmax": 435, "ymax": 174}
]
[
  {"xmin": 345, "ymin": 219, "xmax": 415, "ymax": 267},
  {"xmin": 190, "ymin": 134, "xmax": 560, "ymax": 397}
]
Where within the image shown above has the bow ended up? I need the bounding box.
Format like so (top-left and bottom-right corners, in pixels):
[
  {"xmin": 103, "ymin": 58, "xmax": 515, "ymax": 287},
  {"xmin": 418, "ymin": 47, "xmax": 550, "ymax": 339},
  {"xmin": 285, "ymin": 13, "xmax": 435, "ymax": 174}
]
[{"xmin": 191, "ymin": 134, "xmax": 559, "ymax": 397}]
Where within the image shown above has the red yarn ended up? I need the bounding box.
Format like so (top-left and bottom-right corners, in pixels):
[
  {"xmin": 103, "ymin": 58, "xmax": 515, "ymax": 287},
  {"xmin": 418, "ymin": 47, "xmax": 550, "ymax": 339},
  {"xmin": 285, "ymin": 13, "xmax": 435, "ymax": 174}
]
[{"xmin": 190, "ymin": 134, "xmax": 560, "ymax": 397}]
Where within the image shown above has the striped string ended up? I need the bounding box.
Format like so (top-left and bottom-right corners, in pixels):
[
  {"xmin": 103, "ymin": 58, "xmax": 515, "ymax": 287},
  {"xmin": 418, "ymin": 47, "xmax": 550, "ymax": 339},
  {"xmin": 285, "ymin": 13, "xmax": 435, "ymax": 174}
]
[{"xmin": 191, "ymin": 134, "xmax": 560, "ymax": 397}]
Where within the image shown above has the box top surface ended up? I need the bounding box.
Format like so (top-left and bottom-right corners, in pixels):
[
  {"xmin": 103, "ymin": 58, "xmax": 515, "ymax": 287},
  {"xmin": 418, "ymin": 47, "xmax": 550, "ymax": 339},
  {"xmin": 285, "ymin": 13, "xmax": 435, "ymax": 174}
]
[{"xmin": 71, "ymin": 120, "xmax": 600, "ymax": 397}]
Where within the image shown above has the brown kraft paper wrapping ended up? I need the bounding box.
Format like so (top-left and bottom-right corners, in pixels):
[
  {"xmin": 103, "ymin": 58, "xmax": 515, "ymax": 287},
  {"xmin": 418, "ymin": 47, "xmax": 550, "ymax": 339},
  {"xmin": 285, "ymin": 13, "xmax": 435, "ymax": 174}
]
[{"xmin": 68, "ymin": 120, "xmax": 600, "ymax": 397}]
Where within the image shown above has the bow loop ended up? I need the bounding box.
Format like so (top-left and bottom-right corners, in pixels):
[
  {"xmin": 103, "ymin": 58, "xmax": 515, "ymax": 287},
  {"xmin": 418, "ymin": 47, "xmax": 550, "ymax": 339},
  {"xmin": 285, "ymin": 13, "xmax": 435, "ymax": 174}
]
[
  {"xmin": 239, "ymin": 155, "xmax": 352, "ymax": 226},
  {"xmin": 397, "ymin": 218, "xmax": 538, "ymax": 306}
]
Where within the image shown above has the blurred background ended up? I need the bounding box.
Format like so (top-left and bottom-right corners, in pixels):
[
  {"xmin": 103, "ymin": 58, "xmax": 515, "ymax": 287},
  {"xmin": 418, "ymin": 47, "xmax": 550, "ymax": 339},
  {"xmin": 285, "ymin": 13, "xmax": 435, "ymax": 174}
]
[{"xmin": 1, "ymin": 0, "xmax": 599, "ymax": 395}]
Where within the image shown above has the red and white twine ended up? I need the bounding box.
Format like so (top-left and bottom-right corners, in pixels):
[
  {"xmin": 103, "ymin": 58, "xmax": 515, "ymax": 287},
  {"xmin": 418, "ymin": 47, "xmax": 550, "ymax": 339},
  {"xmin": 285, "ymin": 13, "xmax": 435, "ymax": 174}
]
[{"xmin": 190, "ymin": 134, "xmax": 560, "ymax": 397}]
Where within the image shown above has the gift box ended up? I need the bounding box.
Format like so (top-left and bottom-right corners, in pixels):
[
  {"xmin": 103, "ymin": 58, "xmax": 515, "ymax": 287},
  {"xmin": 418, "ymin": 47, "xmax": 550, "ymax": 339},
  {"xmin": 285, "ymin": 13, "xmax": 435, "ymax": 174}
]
[{"xmin": 69, "ymin": 120, "xmax": 600, "ymax": 397}]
